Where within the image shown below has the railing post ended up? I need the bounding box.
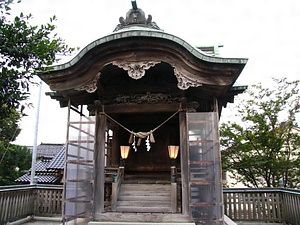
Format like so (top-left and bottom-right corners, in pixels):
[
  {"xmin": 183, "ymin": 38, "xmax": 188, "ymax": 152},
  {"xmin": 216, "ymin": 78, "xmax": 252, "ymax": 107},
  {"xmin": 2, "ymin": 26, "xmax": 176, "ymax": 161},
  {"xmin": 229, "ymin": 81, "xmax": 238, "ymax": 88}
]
[
  {"xmin": 0, "ymin": 185, "xmax": 63, "ymax": 224},
  {"xmin": 170, "ymin": 166, "xmax": 177, "ymax": 213},
  {"xmin": 111, "ymin": 167, "xmax": 124, "ymax": 212},
  {"xmin": 111, "ymin": 182, "xmax": 118, "ymax": 212}
]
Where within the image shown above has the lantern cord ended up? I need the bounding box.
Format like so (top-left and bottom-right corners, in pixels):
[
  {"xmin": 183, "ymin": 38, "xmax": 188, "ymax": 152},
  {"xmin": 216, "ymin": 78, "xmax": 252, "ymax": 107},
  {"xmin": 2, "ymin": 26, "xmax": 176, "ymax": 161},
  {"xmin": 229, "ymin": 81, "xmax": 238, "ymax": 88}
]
[{"xmin": 100, "ymin": 109, "xmax": 182, "ymax": 137}]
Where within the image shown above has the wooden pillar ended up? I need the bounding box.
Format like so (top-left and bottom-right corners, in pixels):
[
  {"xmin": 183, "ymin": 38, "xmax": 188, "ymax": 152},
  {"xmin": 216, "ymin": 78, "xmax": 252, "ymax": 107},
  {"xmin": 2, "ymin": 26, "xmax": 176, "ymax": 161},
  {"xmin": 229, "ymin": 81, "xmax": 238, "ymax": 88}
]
[
  {"xmin": 179, "ymin": 98, "xmax": 190, "ymax": 215},
  {"xmin": 94, "ymin": 112, "xmax": 106, "ymax": 215},
  {"xmin": 111, "ymin": 124, "xmax": 120, "ymax": 167}
]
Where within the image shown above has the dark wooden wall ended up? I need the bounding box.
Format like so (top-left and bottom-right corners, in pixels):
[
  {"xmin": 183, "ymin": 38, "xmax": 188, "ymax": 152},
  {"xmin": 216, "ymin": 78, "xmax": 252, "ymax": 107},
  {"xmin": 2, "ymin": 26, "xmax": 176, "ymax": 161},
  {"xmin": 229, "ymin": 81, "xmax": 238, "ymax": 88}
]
[{"xmin": 111, "ymin": 113, "xmax": 180, "ymax": 172}]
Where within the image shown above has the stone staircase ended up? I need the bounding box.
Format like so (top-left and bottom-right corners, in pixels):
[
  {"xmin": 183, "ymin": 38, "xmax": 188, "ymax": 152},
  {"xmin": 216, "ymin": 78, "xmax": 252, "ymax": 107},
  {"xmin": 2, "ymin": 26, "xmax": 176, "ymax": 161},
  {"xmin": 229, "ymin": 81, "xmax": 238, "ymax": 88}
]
[
  {"xmin": 124, "ymin": 171, "xmax": 170, "ymax": 184},
  {"xmin": 116, "ymin": 183, "xmax": 172, "ymax": 213}
]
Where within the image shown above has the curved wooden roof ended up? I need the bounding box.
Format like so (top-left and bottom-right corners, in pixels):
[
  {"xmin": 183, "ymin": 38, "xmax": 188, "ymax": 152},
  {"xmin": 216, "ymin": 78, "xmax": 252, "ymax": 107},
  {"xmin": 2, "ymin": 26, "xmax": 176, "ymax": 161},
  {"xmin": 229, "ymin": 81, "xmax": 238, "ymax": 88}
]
[{"xmin": 39, "ymin": 6, "xmax": 247, "ymax": 113}]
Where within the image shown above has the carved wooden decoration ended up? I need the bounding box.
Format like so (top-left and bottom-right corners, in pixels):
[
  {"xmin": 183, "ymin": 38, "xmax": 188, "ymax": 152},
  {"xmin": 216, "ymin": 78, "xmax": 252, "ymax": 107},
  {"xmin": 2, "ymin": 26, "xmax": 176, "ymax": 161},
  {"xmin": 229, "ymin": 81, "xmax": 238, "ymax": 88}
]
[
  {"xmin": 75, "ymin": 72, "xmax": 100, "ymax": 93},
  {"xmin": 112, "ymin": 61, "xmax": 161, "ymax": 80},
  {"xmin": 113, "ymin": 92, "xmax": 181, "ymax": 104},
  {"xmin": 174, "ymin": 68, "xmax": 202, "ymax": 90}
]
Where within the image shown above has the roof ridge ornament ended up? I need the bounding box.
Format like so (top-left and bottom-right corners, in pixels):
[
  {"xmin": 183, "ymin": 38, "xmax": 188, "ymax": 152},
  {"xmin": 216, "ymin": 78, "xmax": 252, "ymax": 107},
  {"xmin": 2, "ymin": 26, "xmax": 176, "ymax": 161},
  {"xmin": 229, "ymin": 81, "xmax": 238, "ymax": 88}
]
[
  {"xmin": 113, "ymin": 0, "xmax": 161, "ymax": 32},
  {"xmin": 131, "ymin": 0, "xmax": 138, "ymax": 10}
]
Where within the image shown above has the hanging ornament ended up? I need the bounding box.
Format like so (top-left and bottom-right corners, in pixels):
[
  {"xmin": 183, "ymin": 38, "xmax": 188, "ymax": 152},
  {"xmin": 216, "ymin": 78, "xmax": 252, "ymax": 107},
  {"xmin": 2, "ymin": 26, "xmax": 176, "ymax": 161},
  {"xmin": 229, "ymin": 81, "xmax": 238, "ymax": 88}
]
[
  {"xmin": 128, "ymin": 132, "xmax": 134, "ymax": 144},
  {"xmin": 137, "ymin": 137, "xmax": 142, "ymax": 146},
  {"xmin": 146, "ymin": 135, "xmax": 151, "ymax": 151},
  {"xmin": 132, "ymin": 136, "xmax": 137, "ymax": 152},
  {"xmin": 149, "ymin": 131, "xmax": 155, "ymax": 143},
  {"xmin": 104, "ymin": 109, "xmax": 180, "ymax": 152}
]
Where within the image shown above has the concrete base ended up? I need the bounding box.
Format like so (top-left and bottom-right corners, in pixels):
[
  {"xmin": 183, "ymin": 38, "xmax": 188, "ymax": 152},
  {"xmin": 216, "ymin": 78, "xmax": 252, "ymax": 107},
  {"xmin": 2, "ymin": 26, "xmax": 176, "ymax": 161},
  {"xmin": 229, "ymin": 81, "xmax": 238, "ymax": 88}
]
[
  {"xmin": 224, "ymin": 215, "xmax": 238, "ymax": 225},
  {"xmin": 89, "ymin": 222, "xmax": 195, "ymax": 225},
  {"xmin": 235, "ymin": 222, "xmax": 285, "ymax": 225}
]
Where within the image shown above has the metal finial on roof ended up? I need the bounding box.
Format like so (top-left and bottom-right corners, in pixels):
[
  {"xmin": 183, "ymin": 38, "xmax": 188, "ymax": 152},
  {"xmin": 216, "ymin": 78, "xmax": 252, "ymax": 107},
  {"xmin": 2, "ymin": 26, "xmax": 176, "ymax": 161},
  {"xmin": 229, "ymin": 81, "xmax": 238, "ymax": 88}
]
[
  {"xmin": 131, "ymin": 0, "xmax": 138, "ymax": 10},
  {"xmin": 113, "ymin": 1, "xmax": 162, "ymax": 32}
]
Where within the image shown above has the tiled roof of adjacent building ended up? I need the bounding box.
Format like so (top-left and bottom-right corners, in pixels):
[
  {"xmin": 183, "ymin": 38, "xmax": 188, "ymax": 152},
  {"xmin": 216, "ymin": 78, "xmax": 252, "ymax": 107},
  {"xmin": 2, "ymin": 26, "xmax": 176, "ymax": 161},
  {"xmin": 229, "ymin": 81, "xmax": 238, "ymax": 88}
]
[
  {"xmin": 47, "ymin": 146, "xmax": 65, "ymax": 170},
  {"xmin": 36, "ymin": 143, "xmax": 64, "ymax": 158},
  {"xmin": 15, "ymin": 143, "xmax": 65, "ymax": 184},
  {"xmin": 16, "ymin": 174, "xmax": 60, "ymax": 184}
]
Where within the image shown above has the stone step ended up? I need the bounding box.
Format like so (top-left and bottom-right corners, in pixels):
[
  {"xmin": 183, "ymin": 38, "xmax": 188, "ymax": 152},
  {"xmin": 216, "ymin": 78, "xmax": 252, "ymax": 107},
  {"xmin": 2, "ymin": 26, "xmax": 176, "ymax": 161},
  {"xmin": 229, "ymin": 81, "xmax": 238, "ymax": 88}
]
[
  {"xmin": 120, "ymin": 190, "xmax": 170, "ymax": 195},
  {"xmin": 121, "ymin": 183, "xmax": 170, "ymax": 190},
  {"xmin": 120, "ymin": 189, "xmax": 170, "ymax": 195},
  {"xmin": 94, "ymin": 212, "xmax": 192, "ymax": 223},
  {"xmin": 116, "ymin": 205, "xmax": 173, "ymax": 213},
  {"xmin": 116, "ymin": 183, "xmax": 172, "ymax": 213},
  {"xmin": 119, "ymin": 195, "xmax": 170, "ymax": 201},
  {"xmin": 124, "ymin": 172, "xmax": 171, "ymax": 183},
  {"xmin": 117, "ymin": 200, "xmax": 171, "ymax": 207}
]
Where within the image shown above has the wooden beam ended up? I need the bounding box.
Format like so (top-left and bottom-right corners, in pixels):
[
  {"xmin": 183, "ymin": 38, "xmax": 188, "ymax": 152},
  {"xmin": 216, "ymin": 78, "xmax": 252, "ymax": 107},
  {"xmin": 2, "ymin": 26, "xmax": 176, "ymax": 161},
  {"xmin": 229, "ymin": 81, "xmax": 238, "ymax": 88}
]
[{"xmin": 104, "ymin": 103, "xmax": 180, "ymax": 114}]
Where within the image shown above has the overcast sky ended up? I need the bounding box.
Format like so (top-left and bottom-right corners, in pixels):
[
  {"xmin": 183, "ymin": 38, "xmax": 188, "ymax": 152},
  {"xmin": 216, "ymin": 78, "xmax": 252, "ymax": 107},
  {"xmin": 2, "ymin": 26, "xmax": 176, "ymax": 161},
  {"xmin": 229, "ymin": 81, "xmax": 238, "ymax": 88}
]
[{"xmin": 11, "ymin": 0, "xmax": 300, "ymax": 146}]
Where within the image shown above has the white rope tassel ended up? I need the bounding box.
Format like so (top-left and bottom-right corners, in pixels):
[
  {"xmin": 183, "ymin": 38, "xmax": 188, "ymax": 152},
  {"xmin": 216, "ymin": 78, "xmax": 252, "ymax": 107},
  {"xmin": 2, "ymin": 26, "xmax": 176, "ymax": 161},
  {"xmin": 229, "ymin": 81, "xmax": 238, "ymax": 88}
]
[
  {"xmin": 146, "ymin": 135, "xmax": 151, "ymax": 151},
  {"xmin": 132, "ymin": 136, "xmax": 137, "ymax": 152}
]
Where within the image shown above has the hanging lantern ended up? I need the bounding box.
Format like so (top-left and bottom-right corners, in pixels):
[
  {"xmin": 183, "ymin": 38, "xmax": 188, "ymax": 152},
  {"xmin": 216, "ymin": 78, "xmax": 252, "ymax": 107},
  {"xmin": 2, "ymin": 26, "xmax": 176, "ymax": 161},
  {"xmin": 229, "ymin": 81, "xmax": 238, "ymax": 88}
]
[
  {"xmin": 120, "ymin": 146, "xmax": 130, "ymax": 159},
  {"xmin": 168, "ymin": 145, "xmax": 179, "ymax": 159}
]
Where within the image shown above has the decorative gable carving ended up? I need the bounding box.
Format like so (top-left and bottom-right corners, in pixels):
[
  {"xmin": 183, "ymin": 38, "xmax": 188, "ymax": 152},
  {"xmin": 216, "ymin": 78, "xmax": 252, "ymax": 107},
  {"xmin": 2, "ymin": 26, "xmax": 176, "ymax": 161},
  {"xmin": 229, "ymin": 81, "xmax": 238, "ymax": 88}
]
[
  {"xmin": 75, "ymin": 72, "xmax": 100, "ymax": 93},
  {"xmin": 112, "ymin": 61, "xmax": 161, "ymax": 80},
  {"xmin": 174, "ymin": 68, "xmax": 202, "ymax": 90}
]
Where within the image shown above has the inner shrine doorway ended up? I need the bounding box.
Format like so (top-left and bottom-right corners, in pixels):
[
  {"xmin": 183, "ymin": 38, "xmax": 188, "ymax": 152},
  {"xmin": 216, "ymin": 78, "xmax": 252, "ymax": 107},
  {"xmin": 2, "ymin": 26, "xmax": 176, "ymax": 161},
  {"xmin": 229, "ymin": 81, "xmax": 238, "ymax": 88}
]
[{"xmin": 108, "ymin": 111, "xmax": 180, "ymax": 174}]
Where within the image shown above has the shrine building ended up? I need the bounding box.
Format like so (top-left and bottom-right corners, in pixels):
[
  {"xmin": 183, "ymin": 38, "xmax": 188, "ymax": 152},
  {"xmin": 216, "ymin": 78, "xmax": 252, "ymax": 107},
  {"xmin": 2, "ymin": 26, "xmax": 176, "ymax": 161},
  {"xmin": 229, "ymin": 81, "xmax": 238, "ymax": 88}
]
[{"xmin": 39, "ymin": 1, "xmax": 247, "ymax": 224}]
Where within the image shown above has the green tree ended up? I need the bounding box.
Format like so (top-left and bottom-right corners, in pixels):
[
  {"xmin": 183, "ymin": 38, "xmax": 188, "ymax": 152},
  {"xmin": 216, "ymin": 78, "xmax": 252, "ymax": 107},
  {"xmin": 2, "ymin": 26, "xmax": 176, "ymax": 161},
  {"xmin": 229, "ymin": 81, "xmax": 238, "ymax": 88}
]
[
  {"xmin": 0, "ymin": 0, "xmax": 74, "ymax": 184},
  {"xmin": 0, "ymin": 107, "xmax": 25, "ymax": 185},
  {"xmin": 0, "ymin": 144, "xmax": 31, "ymax": 185},
  {"xmin": 221, "ymin": 78, "xmax": 300, "ymax": 188},
  {"xmin": 0, "ymin": 0, "xmax": 74, "ymax": 119}
]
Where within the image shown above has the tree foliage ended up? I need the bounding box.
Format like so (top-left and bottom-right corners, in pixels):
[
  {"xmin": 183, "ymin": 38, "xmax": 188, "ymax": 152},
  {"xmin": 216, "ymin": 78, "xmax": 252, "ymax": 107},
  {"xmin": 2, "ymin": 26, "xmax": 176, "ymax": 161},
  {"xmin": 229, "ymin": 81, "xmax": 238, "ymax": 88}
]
[
  {"xmin": 0, "ymin": 144, "xmax": 31, "ymax": 185},
  {"xmin": 0, "ymin": 0, "xmax": 74, "ymax": 121},
  {"xmin": 0, "ymin": 0, "xmax": 74, "ymax": 185},
  {"xmin": 221, "ymin": 78, "xmax": 300, "ymax": 188}
]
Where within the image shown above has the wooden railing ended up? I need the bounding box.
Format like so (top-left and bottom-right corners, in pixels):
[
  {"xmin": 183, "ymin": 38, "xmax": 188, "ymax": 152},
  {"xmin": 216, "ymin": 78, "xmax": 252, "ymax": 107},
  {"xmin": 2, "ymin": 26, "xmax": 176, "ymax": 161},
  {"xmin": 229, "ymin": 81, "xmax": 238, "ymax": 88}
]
[
  {"xmin": 111, "ymin": 167, "xmax": 124, "ymax": 211},
  {"xmin": 223, "ymin": 188, "xmax": 300, "ymax": 225},
  {"xmin": 0, "ymin": 184, "xmax": 62, "ymax": 225},
  {"xmin": 1, "ymin": 184, "xmax": 299, "ymax": 225},
  {"xmin": 34, "ymin": 185, "xmax": 63, "ymax": 216},
  {"xmin": 170, "ymin": 166, "xmax": 177, "ymax": 213}
]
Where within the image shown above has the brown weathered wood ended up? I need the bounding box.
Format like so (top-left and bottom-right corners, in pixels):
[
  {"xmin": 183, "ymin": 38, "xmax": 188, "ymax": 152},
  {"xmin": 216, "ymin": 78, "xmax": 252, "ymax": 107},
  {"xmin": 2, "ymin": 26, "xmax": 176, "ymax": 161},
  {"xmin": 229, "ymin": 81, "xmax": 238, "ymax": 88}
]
[
  {"xmin": 223, "ymin": 188, "xmax": 300, "ymax": 223},
  {"xmin": 233, "ymin": 193, "xmax": 237, "ymax": 219},
  {"xmin": 104, "ymin": 103, "xmax": 180, "ymax": 114},
  {"xmin": 0, "ymin": 185, "xmax": 63, "ymax": 224},
  {"xmin": 171, "ymin": 182, "xmax": 177, "ymax": 213},
  {"xmin": 179, "ymin": 100, "xmax": 189, "ymax": 216},
  {"xmin": 95, "ymin": 212, "xmax": 192, "ymax": 223},
  {"xmin": 282, "ymin": 191, "xmax": 300, "ymax": 225},
  {"xmin": 1, "ymin": 185, "xmax": 300, "ymax": 224},
  {"xmin": 111, "ymin": 182, "xmax": 118, "ymax": 212},
  {"xmin": 111, "ymin": 167, "xmax": 124, "ymax": 211},
  {"xmin": 115, "ymin": 183, "xmax": 172, "ymax": 213},
  {"xmin": 94, "ymin": 113, "xmax": 106, "ymax": 215},
  {"xmin": 110, "ymin": 125, "xmax": 120, "ymax": 167}
]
